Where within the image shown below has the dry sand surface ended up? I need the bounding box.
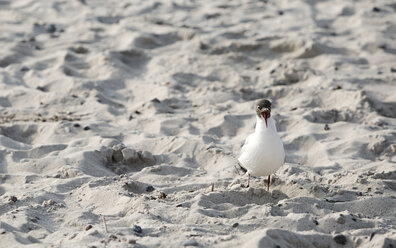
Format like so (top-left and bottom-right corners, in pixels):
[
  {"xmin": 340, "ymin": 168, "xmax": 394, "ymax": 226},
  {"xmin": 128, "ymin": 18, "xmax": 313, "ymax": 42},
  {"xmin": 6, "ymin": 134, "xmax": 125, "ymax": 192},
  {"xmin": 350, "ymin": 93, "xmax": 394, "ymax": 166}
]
[{"xmin": 1, "ymin": 0, "xmax": 396, "ymax": 247}]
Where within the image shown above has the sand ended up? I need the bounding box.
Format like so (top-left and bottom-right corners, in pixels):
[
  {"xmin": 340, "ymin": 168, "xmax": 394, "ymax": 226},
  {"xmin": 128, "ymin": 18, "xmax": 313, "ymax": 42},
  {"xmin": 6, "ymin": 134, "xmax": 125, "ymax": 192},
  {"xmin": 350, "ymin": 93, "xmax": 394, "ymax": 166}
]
[{"xmin": 0, "ymin": 0, "xmax": 395, "ymax": 247}]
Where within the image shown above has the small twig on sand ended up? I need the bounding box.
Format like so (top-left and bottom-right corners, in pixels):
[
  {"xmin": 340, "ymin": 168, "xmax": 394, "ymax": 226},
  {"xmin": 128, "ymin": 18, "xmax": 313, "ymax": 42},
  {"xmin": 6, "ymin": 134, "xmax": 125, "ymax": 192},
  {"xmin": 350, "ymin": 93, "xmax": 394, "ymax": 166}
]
[
  {"xmin": 211, "ymin": 183, "xmax": 214, "ymax": 192},
  {"xmin": 234, "ymin": 164, "xmax": 242, "ymax": 175},
  {"xmin": 102, "ymin": 215, "xmax": 108, "ymax": 234}
]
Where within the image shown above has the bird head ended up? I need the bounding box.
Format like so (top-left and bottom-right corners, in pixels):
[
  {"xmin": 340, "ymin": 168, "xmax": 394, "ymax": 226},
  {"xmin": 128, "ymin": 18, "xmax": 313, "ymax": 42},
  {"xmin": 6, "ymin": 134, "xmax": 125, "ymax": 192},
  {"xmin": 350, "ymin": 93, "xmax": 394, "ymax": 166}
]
[{"xmin": 255, "ymin": 99, "xmax": 271, "ymax": 128}]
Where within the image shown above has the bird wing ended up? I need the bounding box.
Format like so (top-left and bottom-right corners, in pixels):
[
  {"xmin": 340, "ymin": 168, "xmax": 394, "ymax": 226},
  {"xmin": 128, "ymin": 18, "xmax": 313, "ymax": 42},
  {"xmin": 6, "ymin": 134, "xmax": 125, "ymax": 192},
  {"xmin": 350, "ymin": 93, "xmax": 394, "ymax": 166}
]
[
  {"xmin": 240, "ymin": 132, "xmax": 254, "ymax": 156},
  {"xmin": 272, "ymin": 118, "xmax": 278, "ymax": 132}
]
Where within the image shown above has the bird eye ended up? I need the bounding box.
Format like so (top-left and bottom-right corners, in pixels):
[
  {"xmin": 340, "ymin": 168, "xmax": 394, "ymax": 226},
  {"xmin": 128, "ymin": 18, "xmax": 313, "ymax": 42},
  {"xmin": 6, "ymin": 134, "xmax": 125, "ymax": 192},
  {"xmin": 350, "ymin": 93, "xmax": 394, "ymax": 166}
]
[{"xmin": 257, "ymin": 106, "xmax": 262, "ymax": 110}]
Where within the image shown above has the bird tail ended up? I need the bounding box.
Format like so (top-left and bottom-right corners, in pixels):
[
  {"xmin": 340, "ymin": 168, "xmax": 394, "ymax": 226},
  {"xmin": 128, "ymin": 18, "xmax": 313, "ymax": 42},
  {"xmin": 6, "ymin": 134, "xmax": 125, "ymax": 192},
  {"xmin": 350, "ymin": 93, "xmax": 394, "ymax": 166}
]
[{"xmin": 234, "ymin": 161, "xmax": 247, "ymax": 175}]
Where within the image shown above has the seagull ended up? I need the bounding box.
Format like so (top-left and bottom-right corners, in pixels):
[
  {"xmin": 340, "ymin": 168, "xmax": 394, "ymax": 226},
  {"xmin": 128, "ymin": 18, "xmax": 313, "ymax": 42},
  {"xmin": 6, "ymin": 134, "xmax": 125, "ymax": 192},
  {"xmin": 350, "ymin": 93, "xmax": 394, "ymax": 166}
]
[{"xmin": 238, "ymin": 99, "xmax": 285, "ymax": 190}]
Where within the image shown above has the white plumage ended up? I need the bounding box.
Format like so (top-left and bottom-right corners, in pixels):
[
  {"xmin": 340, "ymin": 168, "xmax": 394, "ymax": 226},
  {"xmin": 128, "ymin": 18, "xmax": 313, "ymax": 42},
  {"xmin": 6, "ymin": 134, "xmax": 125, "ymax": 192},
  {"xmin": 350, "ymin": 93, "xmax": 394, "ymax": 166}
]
[
  {"xmin": 238, "ymin": 99, "xmax": 285, "ymax": 189},
  {"xmin": 239, "ymin": 116, "xmax": 285, "ymax": 176}
]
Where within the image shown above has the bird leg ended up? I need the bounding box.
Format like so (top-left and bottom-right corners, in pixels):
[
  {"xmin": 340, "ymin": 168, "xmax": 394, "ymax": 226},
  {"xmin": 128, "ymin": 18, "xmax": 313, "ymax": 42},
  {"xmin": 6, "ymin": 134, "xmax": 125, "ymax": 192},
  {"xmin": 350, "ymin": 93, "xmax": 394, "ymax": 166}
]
[
  {"xmin": 267, "ymin": 175, "xmax": 271, "ymax": 191},
  {"xmin": 247, "ymin": 173, "xmax": 250, "ymax": 188}
]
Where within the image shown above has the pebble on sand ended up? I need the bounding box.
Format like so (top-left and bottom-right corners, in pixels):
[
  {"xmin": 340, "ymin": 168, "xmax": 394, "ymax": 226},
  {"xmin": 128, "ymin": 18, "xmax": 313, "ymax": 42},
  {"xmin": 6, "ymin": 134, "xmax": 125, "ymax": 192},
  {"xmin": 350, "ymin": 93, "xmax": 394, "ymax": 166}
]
[
  {"xmin": 133, "ymin": 225, "xmax": 142, "ymax": 234},
  {"xmin": 85, "ymin": 224, "xmax": 93, "ymax": 231},
  {"xmin": 8, "ymin": 196, "xmax": 17, "ymax": 203},
  {"xmin": 146, "ymin": 186, "xmax": 155, "ymax": 192},
  {"xmin": 333, "ymin": 234, "xmax": 347, "ymax": 245}
]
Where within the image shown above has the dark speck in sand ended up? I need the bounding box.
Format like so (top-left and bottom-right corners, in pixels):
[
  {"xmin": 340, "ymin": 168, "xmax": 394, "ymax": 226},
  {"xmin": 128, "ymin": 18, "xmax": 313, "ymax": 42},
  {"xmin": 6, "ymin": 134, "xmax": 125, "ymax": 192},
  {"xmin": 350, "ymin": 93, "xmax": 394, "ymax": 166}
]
[
  {"xmin": 333, "ymin": 85, "xmax": 342, "ymax": 90},
  {"xmin": 85, "ymin": 224, "xmax": 93, "ymax": 231},
  {"xmin": 8, "ymin": 196, "xmax": 17, "ymax": 203},
  {"xmin": 107, "ymin": 234, "xmax": 118, "ymax": 241},
  {"xmin": 73, "ymin": 46, "xmax": 89, "ymax": 54},
  {"xmin": 146, "ymin": 186, "xmax": 155, "ymax": 192},
  {"xmin": 333, "ymin": 234, "xmax": 347, "ymax": 245},
  {"xmin": 200, "ymin": 42, "xmax": 209, "ymax": 50},
  {"xmin": 83, "ymin": 126, "xmax": 90, "ymax": 131},
  {"xmin": 135, "ymin": 110, "xmax": 141, "ymax": 115},
  {"xmin": 133, "ymin": 225, "xmax": 142, "ymax": 234},
  {"xmin": 232, "ymin": 223, "xmax": 239, "ymax": 228},
  {"xmin": 36, "ymin": 86, "xmax": 47, "ymax": 92},
  {"xmin": 324, "ymin": 124, "xmax": 330, "ymax": 131},
  {"xmin": 73, "ymin": 123, "xmax": 81, "ymax": 128},
  {"xmin": 372, "ymin": 7, "xmax": 381, "ymax": 12},
  {"xmin": 159, "ymin": 192, "xmax": 167, "ymax": 199},
  {"xmin": 47, "ymin": 24, "xmax": 57, "ymax": 33}
]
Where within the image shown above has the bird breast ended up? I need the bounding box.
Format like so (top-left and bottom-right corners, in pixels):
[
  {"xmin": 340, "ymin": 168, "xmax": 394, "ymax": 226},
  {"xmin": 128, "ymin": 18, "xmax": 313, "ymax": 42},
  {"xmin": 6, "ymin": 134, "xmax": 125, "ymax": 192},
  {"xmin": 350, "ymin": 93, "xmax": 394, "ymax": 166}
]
[{"xmin": 238, "ymin": 129, "xmax": 285, "ymax": 176}]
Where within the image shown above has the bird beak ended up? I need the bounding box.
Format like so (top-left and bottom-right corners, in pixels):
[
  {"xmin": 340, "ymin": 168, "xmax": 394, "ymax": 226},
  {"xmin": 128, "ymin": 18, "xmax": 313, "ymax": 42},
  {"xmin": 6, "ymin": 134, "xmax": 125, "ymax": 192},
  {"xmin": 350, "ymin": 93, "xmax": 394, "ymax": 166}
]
[{"xmin": 261, "ymin": 109, "xmax": 269, "ymax": 128}]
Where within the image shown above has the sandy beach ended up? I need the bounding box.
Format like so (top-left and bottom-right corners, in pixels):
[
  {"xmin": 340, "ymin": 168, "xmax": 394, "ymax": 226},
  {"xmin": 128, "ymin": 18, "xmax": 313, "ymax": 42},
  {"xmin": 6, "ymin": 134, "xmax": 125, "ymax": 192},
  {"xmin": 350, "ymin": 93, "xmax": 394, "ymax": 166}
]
[{"xmin": 0, "ymin": 0, "xmax": 395, "ymax": 247}]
